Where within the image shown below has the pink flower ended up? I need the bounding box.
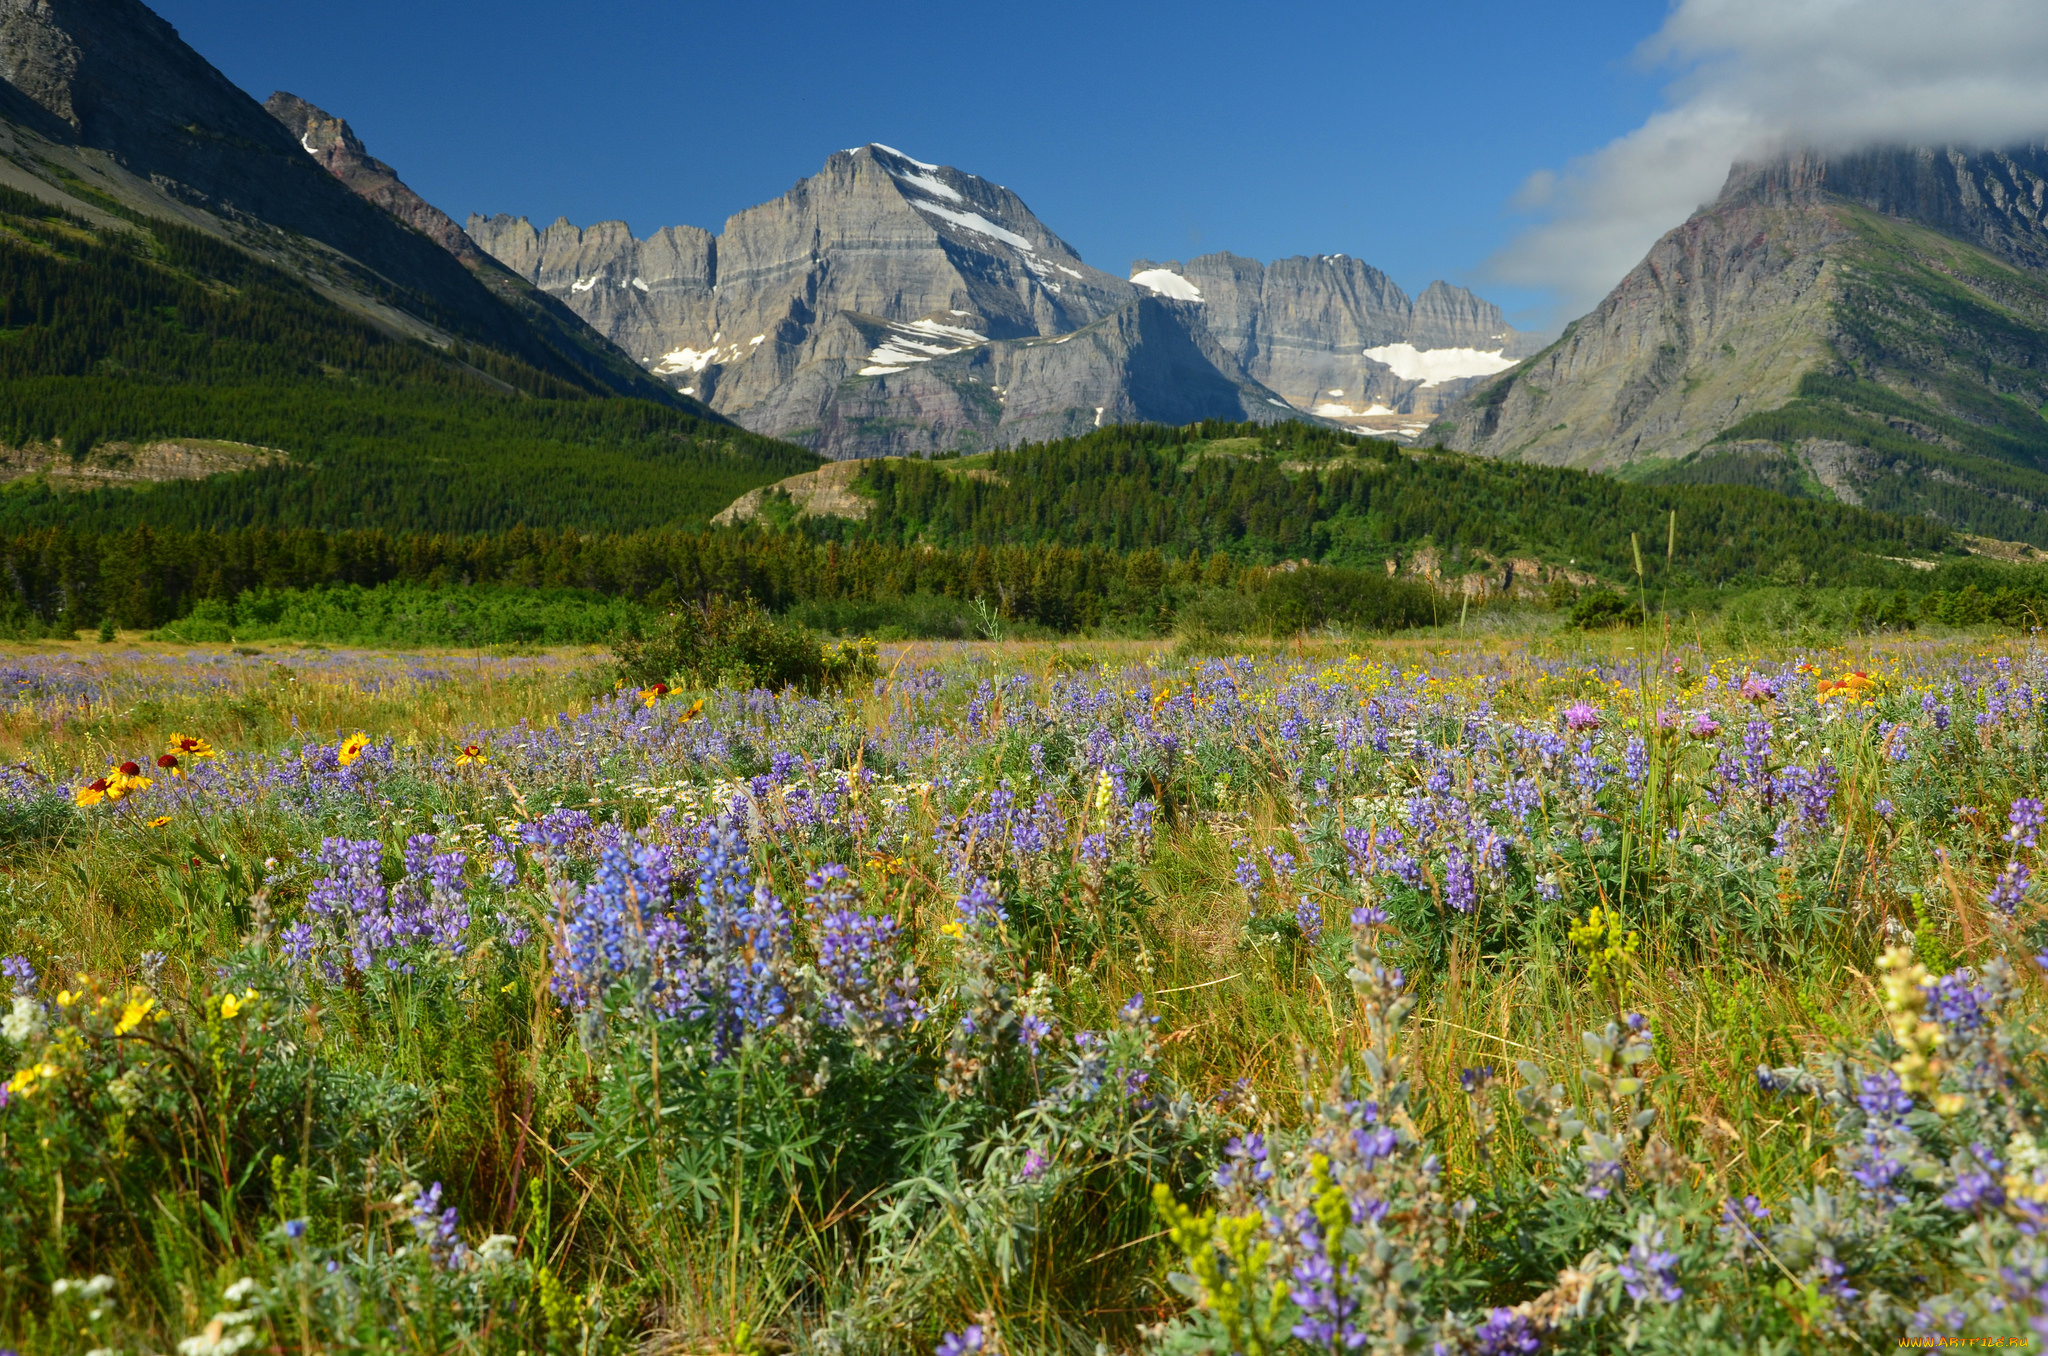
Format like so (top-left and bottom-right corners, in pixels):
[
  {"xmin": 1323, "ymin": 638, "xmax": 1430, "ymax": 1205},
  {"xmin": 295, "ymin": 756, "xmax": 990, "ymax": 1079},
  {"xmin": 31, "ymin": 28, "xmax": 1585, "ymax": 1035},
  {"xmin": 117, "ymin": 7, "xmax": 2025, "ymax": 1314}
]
[
  {"xmin": 1688, "ymin": 712, "xmax": 1721, "ymax": 739},
  {"xmin": 1563, "ymin": 702, "xmax": 1602, "ymax": 732},
  {"xmin": 1654, "ymin": 708, "xmax": 1680, "ymax": 732},
  {"xmin": 1740, "ymin": 676, "xmax": 1774, "ymax": 705}
]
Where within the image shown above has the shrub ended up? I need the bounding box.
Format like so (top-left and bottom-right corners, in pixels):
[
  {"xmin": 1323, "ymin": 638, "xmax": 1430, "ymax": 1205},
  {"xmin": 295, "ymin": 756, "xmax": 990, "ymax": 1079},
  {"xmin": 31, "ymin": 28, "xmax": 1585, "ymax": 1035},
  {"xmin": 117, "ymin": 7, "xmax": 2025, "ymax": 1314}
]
[
  {"xmin": 1571, "ymin": 591, "xmax": 1646, "ymax": 629},
  {"xmin": 613, "ymin": 596, "xmax": 878, "ymax": 692}
]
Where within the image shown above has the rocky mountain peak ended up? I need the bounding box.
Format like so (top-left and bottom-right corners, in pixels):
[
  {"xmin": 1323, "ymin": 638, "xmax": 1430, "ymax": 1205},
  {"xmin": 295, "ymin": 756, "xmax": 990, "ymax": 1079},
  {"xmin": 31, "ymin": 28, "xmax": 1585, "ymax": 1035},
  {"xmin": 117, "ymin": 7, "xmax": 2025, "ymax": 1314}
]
[
  {"xmin": 1716, "ymin": 143, "xmax": 2048, "ymax": 271},
  {"xmin": 264, "ymin": 90, "xmax": 480, "ymax": 263}
]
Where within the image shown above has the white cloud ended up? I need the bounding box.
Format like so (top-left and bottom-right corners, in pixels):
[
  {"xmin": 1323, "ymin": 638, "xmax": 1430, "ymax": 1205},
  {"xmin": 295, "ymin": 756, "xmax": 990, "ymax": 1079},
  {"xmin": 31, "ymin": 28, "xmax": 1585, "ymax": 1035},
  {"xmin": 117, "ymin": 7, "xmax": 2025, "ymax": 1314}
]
[{"xmin": 1490, "ymin": 0, "xmax": 2048, "ymax": 325}]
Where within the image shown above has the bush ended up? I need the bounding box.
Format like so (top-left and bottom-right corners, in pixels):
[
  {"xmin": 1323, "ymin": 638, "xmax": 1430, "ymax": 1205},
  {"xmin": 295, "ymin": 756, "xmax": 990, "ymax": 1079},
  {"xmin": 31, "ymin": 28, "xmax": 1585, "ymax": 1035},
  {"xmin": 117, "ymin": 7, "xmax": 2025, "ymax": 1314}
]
[
  {"xmin": 1247, "ymin": 565, "xmax": 1437, "ymax": 635},
  {"xmin": 1571, "ymin": 591, "xmax": 1646, "ymax": 629},
  {"xmin": 613, "ymin": 596, "xmax": 878, "ymax": 692}
]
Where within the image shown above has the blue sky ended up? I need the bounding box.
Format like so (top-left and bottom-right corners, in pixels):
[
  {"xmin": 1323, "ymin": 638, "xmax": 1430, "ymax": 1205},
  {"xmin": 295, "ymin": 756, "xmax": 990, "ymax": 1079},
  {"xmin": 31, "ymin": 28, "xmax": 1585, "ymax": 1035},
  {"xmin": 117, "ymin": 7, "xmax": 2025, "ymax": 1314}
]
[{"xmin": 152, "ymin": 0, "xmax": 1682, "ymax": 328}]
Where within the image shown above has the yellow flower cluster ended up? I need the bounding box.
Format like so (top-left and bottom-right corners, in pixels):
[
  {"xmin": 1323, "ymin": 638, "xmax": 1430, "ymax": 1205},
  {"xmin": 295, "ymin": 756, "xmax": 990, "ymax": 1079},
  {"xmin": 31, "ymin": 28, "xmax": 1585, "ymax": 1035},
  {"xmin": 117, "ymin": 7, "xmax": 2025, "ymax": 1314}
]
[
  {"xmin": 1569, "ymin": 905, "xmax": 1640, "ymax": 987},
  {"xmin": 337, "ymin": 732, "xmax": 371, "ymax": 767},
  {"xmin": 218, "ymin": 988, "xmax": 259, "ymax": 1020}
]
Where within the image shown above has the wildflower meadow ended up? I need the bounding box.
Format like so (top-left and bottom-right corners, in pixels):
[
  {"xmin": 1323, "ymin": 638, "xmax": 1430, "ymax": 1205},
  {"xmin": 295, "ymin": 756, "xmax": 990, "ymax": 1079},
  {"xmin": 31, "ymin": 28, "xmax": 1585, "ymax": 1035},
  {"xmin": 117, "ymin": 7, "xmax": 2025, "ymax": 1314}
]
[{"xmin": 2, "ymin": 629, "xmax": 2047, "ymax": 1353}]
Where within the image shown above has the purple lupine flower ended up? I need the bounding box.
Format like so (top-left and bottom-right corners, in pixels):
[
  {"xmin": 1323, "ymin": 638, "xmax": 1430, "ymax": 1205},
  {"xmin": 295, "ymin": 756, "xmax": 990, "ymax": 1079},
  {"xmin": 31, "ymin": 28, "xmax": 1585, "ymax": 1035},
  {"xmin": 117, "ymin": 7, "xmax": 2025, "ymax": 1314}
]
[
  {"xmin": 808, "ymin": 865, "xmax": 923, "ymax": 1040},
  {"xmin": 934, "ymin": 1326, "xmax": 984, "ymax": 1356},
  {"xmin": 955, "ymin": 877, "xmax": 1006, "ymax": 929},
  {"xmin": 0, "ymin": 955, "xmax": 33, "ymax": 995},
  {"xmin": 1351, "ymin": 903, "xmax": 1389, "ymax": 928},
  {"xmin": 1472, "ymin": 1308, "xmax": 1542, "ymax": 1355},
  {"xmin": 1020, "ymin": 1148, "xmax": 1047, "ymax": 1181},
  {"xmin": 1942, "ymin": 1145, "xmax": 2007, "ymax": 1214},
  {"xmin": 1618, "ymin": 1225, "xmax": 1683, "ymax": 1304},
  {"xmin": 1624, "ymin": 736, "xmax": 1649, "ymax": 787},
  {"xmin": 1288, "ymin": 1241, "xmax": 1363, "ymax": 1349},
  {"xmin": 1017, "ymin": 1012, "xmax": 1053, "ymax": 1055},
  {"xmin": 2008, "ymin": 797, "xmax": 2045, "ymax": 849},
  {"xmin": 1443, "ymin": 850, "xmax": 1477, "ymax": 913},
  {"xmin": 1924, "ymin": 970, "xmax": 1994, "ymax": 1036},
  {"xmin": 1991, "ymin": 863, "xmax": 2035, "ymax": 916},
  {"xmin": 1296, "ymin": 895, "xmax": 1324, "ymax": 946},
  {"xmin": 695, "ymin": 824, "xmax": 792, "ymax": 1056},
  {"xmin": 1234, "ymin": 854, "xmax": 1262, "ymax": 907},
  {"xmin": 409, "ymin": 1181, "xmax": 469, "ymax": 1270},
  {"xmin": 1569, "ymin": 739, "xmax": 1608, "ymax": 797}
]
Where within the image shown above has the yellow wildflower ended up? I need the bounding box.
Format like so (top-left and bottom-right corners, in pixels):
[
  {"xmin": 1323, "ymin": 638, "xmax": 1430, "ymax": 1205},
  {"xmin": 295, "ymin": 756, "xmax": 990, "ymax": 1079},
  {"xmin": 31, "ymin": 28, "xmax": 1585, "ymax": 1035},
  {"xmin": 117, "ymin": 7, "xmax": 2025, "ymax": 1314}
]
[
  {"xmin": 639, "ymin": 682, "xmax": 672, "ymax": 708},
  {"xmin": 6, "ymin": 1061, "xmax": 57, "ymax": 1097},
  {"xmin": 74, "ymin": 776, "xmax": 111, "ymax": 807},
  {"xmin": 337, "ymin": 732, "xmax": 371, "ymax": 767},
  {"xmin": 165, "ymin": 733, "xmax": 215, "ymax": 760},
  {"xmin": 679, "ymin": 697, "xmax": 706, "ymax": 723},
  {"xmin": 455, "ymin": 742, "xmax": 488, "ymax": 766},
  {"xmin": 146, "ymin": 815, "xmax": 171, "ymax": 828},
  {"xmin": 114, "ymin": 993, "xmax": 155, "ymax": 1035},
  {"xmin": 218, "ymin": 988, "xmax": 258, "ymax": 1020}
]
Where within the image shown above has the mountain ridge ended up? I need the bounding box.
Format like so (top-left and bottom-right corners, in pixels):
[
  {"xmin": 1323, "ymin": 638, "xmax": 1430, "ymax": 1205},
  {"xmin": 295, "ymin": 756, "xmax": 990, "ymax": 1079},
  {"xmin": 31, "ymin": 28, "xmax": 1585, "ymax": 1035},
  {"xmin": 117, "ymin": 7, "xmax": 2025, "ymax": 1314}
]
[
  {"xmin": 1429, "ymin": 141, "xmax": 2048, "ymax": 545},
  {"xmin": 470, "ymin": 145, "xmax": 1544, "ymax": 456}
]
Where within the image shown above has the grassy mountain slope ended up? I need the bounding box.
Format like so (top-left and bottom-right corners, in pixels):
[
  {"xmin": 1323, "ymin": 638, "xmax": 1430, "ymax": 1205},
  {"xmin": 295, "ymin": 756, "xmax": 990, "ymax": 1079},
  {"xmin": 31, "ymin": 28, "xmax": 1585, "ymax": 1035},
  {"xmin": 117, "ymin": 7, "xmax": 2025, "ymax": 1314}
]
[{"xmin": 0, "ymin": 182, "xmax": 817, "ymax": 532}]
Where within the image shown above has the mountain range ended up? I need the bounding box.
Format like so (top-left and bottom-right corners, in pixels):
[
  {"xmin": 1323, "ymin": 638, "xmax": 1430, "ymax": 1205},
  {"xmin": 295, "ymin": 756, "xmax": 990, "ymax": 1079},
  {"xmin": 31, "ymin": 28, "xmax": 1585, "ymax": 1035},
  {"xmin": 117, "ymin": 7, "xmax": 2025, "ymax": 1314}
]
[
  {"xmin": 1432, "ymin": 145, "xmax": 2048, "ymax": 545},
  {"xmin": 6, "ymin": 0, "xmax": 2048, "ymax": 553},
  {"xmin": 467, "ymin": 146, "xmax": 1543, "ymax": 457}
]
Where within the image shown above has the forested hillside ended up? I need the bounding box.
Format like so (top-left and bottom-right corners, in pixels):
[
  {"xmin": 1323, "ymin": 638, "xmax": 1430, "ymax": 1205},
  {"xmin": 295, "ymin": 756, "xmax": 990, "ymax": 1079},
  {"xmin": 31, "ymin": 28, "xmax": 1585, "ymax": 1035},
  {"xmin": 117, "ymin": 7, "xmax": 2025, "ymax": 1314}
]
[
  {"xmin": 0, "ymin": 185, "xmax": 815, "ymax": 530},
  {"xmin": 830, "ymin": 421, "xmax": 1952, "ymax": 583}
]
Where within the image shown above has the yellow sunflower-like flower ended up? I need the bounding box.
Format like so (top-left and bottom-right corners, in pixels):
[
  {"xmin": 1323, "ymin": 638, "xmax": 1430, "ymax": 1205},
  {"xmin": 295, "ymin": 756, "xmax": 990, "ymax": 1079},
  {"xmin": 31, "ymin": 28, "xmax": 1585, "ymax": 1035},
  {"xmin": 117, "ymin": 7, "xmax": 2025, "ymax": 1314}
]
[
  {"xmin": 337, "ymin": 732, "xmax": 371, "ymax": 767},
  {"xmin": 146, "ymin": 815, "xmax": 171, "ymax": 829},
  {"xmin": 106, "ymin": 761, "xmax": 153, "ymax": 800},
  {"xmin": 166, "ymin": 733, "xmax": 215, "ymax": 760},
  {"xmin": 455, "ymin": 742, "xmax": 488, "ymax": 766},
  {"xmin": 639, "ymin": 682, "xmax": 672, "ymax": 709},
  {"xmin": 678, "ymin": 697, "xmax": 706, "ymax": 723},
  {"xmin": 75, "ymin": 776, "xmax": 111, "ymax": 807}
]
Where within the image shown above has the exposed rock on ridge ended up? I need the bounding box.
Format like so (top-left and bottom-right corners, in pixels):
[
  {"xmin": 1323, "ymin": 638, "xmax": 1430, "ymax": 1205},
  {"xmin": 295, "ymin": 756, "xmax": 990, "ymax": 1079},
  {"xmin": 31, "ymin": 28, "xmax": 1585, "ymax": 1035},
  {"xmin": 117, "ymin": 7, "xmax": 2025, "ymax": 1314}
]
[{"xmin": 263, "ymin": 90, "xmax": 479, "ymax": 264}]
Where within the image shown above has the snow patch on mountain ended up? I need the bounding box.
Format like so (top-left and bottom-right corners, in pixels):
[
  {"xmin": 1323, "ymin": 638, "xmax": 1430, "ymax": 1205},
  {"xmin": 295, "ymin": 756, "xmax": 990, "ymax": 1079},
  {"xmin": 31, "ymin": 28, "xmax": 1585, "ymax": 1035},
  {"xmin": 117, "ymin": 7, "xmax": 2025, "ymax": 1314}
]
[
  {"xmin": 893, "ymin": 169, "xmax": 962, "ymax": 203},
  {"xmin": 909, "ymin": 199, "xmax": 1035, "ymax": 253},
  {"xmin": 870, "ymin": 143, "xmax": 938, "ymax": 171},
  {"xmin": 1130, "ymin": 269, "xmax": 1202, "ymax": 302},
  {"xmin": 858, "ymin": 318, "xmax": 989, "ymax": 376},
  {"xmin": 1362, "ymin": 343, "xmax": 1518, "ymax": 387}
]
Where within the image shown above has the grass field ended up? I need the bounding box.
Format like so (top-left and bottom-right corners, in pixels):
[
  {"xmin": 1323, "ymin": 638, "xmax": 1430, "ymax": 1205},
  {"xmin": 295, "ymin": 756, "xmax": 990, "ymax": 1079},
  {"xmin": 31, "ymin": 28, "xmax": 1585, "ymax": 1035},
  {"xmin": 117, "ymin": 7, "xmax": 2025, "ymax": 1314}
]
[{"xmin": 0, "ymin": 626, "xmax": 2045, "ymax": 1353}]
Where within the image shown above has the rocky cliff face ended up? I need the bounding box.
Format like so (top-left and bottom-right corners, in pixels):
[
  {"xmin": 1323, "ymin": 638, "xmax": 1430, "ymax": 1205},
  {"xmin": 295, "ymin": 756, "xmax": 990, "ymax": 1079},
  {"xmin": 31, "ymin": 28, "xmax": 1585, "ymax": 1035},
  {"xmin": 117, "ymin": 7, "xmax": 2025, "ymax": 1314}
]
[
  {"xmin": 471, "ymin": 144, "xmax": 1141, "ymax": 427},
  {"xmin": 1430, "ymin": 144, "xmax": 2048, "ymax": 545},
  {"xmin": 1127, "ymin": 253, "xmax": 1545, "ymax": 422},
  {"xmin": 0, "ymin": 0, "xmax": 677, "ymax": 401}
]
